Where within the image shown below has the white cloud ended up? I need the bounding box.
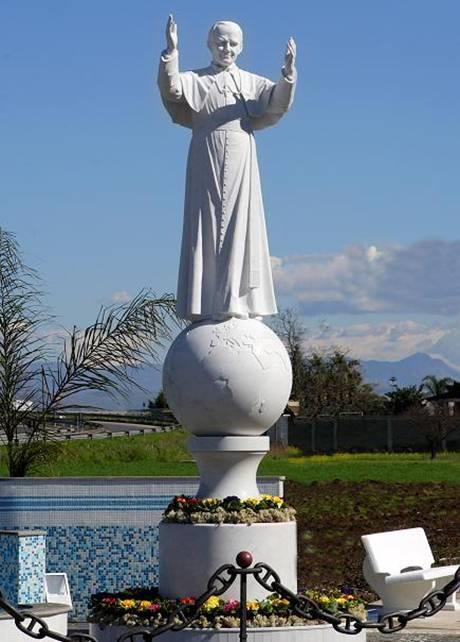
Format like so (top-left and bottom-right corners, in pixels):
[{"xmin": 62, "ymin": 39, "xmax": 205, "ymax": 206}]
[
  {"xmin": 273, "ymin": 239, "xmax": 460, "ymax": 315},
  {"xmin": 111, "ymin": 290, "xmax": 132, "ymax": 304},
  {"xmin": 303, "ymin": 320, "xmax": 446, "ymax": 361}
]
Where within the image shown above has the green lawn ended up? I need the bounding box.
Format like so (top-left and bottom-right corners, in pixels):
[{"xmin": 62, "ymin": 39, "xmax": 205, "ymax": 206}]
[
  {"xmin": 262, "ymin": 450, "xmax": 460, "ymax": 483},
  {"xmin": 1, "ymin": 430, "xmax": 459, "ymax": 482}
]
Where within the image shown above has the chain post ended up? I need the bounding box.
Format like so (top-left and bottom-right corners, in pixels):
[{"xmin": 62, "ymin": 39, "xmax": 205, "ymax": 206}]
[{"xmin": 235, "ymin": 551, "xmax": 253, "ymax": 642}]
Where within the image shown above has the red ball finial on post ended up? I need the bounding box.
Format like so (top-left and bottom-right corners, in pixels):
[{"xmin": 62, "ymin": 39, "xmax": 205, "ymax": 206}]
[{"xmin": 236, "ymin": 551, "xmax": 253, "ymax": 568}]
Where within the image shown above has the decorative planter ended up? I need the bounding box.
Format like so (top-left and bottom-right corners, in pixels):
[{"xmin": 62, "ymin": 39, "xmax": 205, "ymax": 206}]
[
  {"xmin": 90, "ymin": 623, "xmax": 366, "ymax": 642},
  {"xmin": 159, "ymin": 522, "xmax": 297, "ymax": 600}
]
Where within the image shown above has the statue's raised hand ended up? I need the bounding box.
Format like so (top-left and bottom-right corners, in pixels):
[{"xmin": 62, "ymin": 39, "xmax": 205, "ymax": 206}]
[
  {"xmin": 284, "ymin": 37, "xmax": 297, "ymax": 79},
  {"xmin": 166, "ymin": 14, "xmax": 178, "ymax": 54}
]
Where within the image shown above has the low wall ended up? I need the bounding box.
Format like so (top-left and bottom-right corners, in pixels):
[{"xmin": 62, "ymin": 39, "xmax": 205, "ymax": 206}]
[{"xmin": 0, "ymin": 476, "xmax": 284, "ymax": 621}]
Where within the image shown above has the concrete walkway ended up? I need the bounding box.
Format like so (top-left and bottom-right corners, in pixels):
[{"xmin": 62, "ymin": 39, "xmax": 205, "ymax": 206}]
[{"xmin": 367, "ymin": 607, "xmax": 460, "ymax": 640}]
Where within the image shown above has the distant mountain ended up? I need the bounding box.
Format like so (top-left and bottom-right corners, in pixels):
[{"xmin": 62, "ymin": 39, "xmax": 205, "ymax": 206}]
[
  {"xmin": 66, "ymin": 366, "xmax": 163, "ymax": 411},
  {"xmin": 362, "ymin": 352, "xmax": 460, "ymax": 392},
  {"xmin": 62, "ymin": 352, "xmax": 460, "ymax": 408}
]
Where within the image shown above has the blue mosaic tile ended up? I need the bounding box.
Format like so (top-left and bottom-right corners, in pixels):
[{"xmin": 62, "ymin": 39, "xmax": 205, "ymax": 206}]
[
  {"xmin": 0, "ymin": 477, "xmax": 283, "ymax": 620},
  {"xmin": 45, "ymin": 526, "xmax": 159, "ymax": 620},
  {"xmin": 0, "ymin": 533, "xmax": 45, "ymax": 605}
]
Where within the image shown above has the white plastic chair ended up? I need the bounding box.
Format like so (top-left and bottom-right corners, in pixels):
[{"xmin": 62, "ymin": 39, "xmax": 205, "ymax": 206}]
[
  {"xmin": 361, "ymin": 527, "xmax": 458, "ymax": 614},
  {"xmin": 44, "ymin": 573, "xmax": 72, "ymax": 608}
]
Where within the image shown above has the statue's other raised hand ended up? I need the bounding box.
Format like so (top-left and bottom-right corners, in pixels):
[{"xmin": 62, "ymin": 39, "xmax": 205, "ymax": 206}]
[
  {"xmin": 283, "ymin": 37, "xmax": 296, "ymax": 79},
  {"xmin": 166, "ymin": 14, "xmax": 178, "ymax": 54}
]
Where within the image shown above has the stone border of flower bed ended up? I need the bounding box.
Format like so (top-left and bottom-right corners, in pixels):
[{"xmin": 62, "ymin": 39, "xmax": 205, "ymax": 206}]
[
  {"xmin": 89, "ymin": 589, "xmax": 366, "ymax": 629},
  {"xmin": 162, "ymin": 495, "xmax": 296, "ymax": 525}
]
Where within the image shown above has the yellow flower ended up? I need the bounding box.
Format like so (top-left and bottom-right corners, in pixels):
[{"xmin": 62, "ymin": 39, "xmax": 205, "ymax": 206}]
[
  {"xmin": 336, "ymin": 597, "xmax": 346, "ymax": 606},
  {"xmin": 319, "ymin": 596, "xmax": 330, "ymax": 604},
  {"xmin": 246, "ymin": 601, "xmax": 259, "ymax": 612},
  {"xmin": 119, "ymin": 599, "xmax": 136, "ymax": 609},
  {"xmin": 139, "ymin": 600, "xmax": 152, "ymax": 609},
  {"xmin": 260, "ymin": 494, "xmax": 283, "ymax": 507},
  {"xmin": 203, "ymin": 596, "xmax": 221, "ymax": 611}
]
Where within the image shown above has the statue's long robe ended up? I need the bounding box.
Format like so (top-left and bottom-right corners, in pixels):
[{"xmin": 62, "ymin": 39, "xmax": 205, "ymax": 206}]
[{"xmin": 158, "ymin": 52, "xmax": 296, "ymax": 321}]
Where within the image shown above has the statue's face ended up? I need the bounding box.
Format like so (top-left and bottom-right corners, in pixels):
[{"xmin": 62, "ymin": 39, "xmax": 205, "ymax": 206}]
[{"xmin": 208, "ymin": 23, "xmax": 243, "ymax": 68}]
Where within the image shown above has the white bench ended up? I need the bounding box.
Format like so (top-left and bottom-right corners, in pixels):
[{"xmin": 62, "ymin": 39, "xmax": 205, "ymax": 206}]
[{"xmin": 361, "ymin": 527, "xmax": 459, "ymax": 614}]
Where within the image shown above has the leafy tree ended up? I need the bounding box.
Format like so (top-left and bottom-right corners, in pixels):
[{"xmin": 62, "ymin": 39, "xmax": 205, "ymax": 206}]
[
  {"xmin": 150, "ymin": 390, "xmax": 169, "ymax": 409},
  {"xmin": 270, "ymin": 308, "xmax": 307, "ymax": 401},
  {"xmin": 406, "ymin": 402, "xmax": 459, "ymax": 459},
  {"xmin": 302, "ymin": 349, "xmax": 383, "ymax": 417},
  {"xmin": 385, "ymin": 382, "xmax": 424, "ymax": 415},
  {"xmin": 0, "ymin": 228, "xmax": 178, "ymax": 476}
]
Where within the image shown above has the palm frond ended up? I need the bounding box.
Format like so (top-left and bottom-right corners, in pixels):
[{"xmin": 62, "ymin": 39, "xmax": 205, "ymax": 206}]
[{"xmin": 41, "ymin": 290, "xmax": 179, "ymax": 411}]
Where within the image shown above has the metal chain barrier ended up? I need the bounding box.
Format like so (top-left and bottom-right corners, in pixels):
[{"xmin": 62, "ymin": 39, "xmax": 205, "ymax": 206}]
[
  {"xmin": 0, "ymin": 590, "xmax": 96, "ymax": 642},
  {"xmin": 117, "ymin": 564, "xmax": 237, "ymax": 641},
  {"xmin": 1, "ymin": 557, "xmax": 459, "ymax": 641},
  {"xmin": 253, "ymin": 561, "xmax": 460, "ymax": 636}
]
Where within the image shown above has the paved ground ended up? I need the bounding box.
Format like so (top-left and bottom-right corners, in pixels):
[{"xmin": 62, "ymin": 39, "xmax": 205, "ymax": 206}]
[
  {"xmin": 365, "ymin": 604, "xmax": 460, "ymax": 639},
  {"xmin": 367, "ymin": 631, "xmax": 460, "ymax": 642}
]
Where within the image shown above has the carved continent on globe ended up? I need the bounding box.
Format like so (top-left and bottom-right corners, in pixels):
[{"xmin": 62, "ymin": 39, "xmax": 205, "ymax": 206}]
[{"xmin": 163, "ymin": 318, "xmax": 292, "ymax": 436}]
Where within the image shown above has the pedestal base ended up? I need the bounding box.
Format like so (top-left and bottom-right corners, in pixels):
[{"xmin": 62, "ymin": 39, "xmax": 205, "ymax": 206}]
[
  {"xmin": 159, "ymin": 522, "xmax": 297, "ymax": 601},
  {"xmin": 189, "ymin": 436, "xmax": 269, "ymax": 498}
]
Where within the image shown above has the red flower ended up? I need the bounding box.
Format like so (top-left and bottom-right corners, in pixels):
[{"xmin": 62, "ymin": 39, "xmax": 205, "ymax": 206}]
[
  {"xmin": 180, "ymin": 597, "xmax": 196, "ymax": 605},
  {"xmin": 101, "ymin": 597, "xmax": 118, "ymax": 605}
]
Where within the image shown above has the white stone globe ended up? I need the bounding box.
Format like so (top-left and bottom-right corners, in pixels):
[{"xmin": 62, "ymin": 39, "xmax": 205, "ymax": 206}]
[{"xmin": 163, "ymin": 318, "xmax": 292, "ymax": 436}]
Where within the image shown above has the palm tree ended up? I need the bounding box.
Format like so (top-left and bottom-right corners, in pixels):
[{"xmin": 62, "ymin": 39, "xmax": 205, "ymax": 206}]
[
  {"xmin": 0, "ymin": 228, "xmax": 179, "ymax": 476},
  {"xmin": 421, "ymin": 375, "xmax": 454, "ymax": 398}
]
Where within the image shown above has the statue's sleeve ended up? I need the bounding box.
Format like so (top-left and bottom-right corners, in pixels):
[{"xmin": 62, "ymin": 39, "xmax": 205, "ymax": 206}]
[
  {"xmin": 157, "ymin": 50, "xmax": 183, "ymax": 102},
  {"xmin": 247, "ymin": 71, "xmax": 297, "ymax": 130},
  {"xmin": 157, "ymin": 51, "xmax": 194, "ymax": 129},
  {"xmin": 266, "ymin": 70, "xmax": 297, "ymax": 114}
]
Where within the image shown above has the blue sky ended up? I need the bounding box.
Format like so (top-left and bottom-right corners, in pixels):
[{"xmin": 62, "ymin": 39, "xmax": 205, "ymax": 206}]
[{"xmin": 1, "ymin": 1, "xmax": 460, "ymax": 364}]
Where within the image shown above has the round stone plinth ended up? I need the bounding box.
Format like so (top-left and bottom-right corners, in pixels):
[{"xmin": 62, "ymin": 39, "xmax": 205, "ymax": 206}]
[
  {"xmin": 90, "ymin": 624, "xmax": 367, "ymax": 642},
  {"xmin": 162, "ymin": 318, "xmax": 292, "ymax": 436},
  {"xmin": 159, "ymin": 522, "xmax": 297, "ymax": 601}
]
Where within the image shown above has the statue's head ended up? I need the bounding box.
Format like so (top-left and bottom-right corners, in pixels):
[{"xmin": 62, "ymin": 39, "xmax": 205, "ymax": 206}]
[{"xmin": 207, "ymin": 21, "xmax": 243, "ymax": 68}]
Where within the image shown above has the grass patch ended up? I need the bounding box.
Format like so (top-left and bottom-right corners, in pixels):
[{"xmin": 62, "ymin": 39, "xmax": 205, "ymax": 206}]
[
  {"xmin": 1, "ymin": 433, "xmax": 460, "ymax": 481},
  {"xmin": 260, "ymin": 449, "xmax": 460, "ymax": 484},
  {"xmin": 0, "ymin": 430, "xmax": 197, "ymax": 477}
]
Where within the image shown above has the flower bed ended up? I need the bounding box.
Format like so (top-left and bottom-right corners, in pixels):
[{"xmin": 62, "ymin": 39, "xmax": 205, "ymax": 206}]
[
  {"xmin": 162, "ymin": 495, "xmax": 296, "ymax": 525},
  {"xmin": 89, "ymin": 588, "xmax": 366, "ymax": 629}
]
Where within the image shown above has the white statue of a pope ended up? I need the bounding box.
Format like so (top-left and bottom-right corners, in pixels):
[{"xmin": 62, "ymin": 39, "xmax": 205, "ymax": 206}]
[{"xmin": 158, "ymin": 16, "xmax": 297, "ymax": 321}]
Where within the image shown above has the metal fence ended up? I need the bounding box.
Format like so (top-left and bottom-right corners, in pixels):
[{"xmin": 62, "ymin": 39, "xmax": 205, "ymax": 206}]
[{"xmin": 289, "ymin": 416, "xmax": 460, "ymax": 453}]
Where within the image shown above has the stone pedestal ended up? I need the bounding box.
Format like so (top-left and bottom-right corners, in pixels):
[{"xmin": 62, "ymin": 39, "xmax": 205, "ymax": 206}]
[
  {"xmin": 161, "ymin": 317, "xmax": 294, "ymax": 600},
  {"xmin": 189, "ymin": 436, "xmax": 269, "ymax": 498},
  {"xmin": 0, "ymin": 530, "xmax": 46, "ymax": 606}
]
